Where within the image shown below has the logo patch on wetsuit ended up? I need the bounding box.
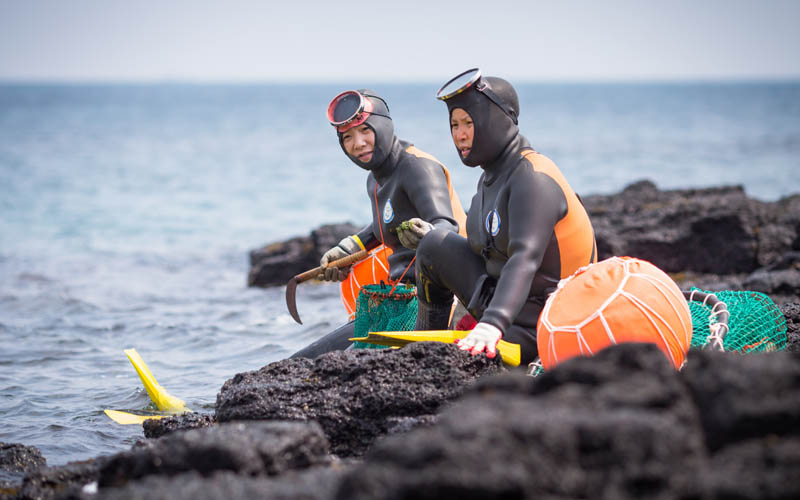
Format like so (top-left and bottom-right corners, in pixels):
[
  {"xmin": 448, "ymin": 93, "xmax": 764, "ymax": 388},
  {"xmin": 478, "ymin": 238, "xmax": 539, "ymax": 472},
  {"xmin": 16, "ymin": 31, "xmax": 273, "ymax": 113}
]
[
  {"xmin": 383, "ymin": 199, "xmax": 395, "ymax": 223},
  {"xmin": 485, "ymin": 209, "xmax": 501, "ymax": 237}
]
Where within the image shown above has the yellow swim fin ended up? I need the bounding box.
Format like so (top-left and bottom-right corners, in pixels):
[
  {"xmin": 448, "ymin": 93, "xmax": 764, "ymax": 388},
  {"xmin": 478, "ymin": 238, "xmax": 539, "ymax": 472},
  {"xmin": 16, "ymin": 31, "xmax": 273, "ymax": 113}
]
[
  {"xmin": 350, "ymin": 330, "xmax": 521, "ymax": 367},
  {"xmin": 103, "ymin": 409, "xmax": 167, "ymax": 425},
  {"xmin": 124, "ymin": 348, "xmax": 187, "ymax": 412}
]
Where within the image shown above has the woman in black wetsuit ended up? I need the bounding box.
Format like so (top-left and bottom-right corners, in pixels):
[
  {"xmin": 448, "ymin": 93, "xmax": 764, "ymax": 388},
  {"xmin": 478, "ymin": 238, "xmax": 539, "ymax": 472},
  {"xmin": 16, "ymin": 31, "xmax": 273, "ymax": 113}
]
[
  {"xmin": 291, "ymin": 89, "xmax": 466, "ymax": 358},
  {"xmin": 413, "ymin": 69, "xmax": 597, "ymax": 365}
]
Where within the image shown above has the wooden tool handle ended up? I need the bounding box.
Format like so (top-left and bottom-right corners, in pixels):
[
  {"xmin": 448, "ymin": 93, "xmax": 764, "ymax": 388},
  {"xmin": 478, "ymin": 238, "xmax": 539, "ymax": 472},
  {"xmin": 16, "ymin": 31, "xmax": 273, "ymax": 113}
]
[{"xmin": 294, "ymin": 249, "xmax": 369, "ymax": 283}]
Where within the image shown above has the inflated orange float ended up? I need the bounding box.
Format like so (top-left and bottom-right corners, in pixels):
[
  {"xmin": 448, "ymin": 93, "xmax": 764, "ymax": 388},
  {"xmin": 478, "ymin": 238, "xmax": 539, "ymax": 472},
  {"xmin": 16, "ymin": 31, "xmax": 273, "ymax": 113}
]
[
  {"xmin": 537, "ymin": 256, "xmax": 692, "ymax": 370},
  {"xmin": 340, "ymin": 245, "xmax": 393, "ymax": 320}
]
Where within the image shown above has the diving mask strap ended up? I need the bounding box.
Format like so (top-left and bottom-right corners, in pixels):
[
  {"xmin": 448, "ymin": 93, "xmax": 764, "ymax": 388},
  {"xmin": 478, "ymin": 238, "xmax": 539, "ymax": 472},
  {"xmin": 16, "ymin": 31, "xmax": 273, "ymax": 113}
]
[{"xmin": 475, "ymin": 82, "xmax": 518, "ymax": 125}]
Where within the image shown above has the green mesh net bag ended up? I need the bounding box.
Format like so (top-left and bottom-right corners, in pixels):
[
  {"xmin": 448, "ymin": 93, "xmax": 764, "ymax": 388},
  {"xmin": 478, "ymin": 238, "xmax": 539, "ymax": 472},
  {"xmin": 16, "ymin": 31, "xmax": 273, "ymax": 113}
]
[
  {"xmin": 352, "ymin": 283, "xmax": 418, "ymax": 349},
  {"xmin": 686, "ymin": 287, "xmax": 787, "ymax": 353}
]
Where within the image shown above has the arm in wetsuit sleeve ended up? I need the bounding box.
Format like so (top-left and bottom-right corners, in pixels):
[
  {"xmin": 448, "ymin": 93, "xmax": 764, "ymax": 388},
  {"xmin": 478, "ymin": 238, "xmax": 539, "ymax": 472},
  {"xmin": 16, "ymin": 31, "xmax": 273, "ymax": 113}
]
[
  {"xmin": 354, "ymin": 223, "xmax": 381, "ymax": 251},
  {"xmin": 403, "ymin": 160, "xmax": 459, "ymax": 233},
  {"xmin": 480, "ymin": 170, "xmax": 568, "ymax": 333}
]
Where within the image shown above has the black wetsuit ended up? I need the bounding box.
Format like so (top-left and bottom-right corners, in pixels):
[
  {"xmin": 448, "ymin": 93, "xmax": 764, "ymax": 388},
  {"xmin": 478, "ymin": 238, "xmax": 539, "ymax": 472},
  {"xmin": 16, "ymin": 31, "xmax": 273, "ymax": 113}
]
[
  {"xmin": 291, "ymin": 89, "xmax": 465, "ymax": 359},
  {"xmin": 353, "ymin": 138, "xmax": 462, "ymax": 282},
  {"xmin": 415, "ymin": 76, "xmax": 597, "ymax": 365}
]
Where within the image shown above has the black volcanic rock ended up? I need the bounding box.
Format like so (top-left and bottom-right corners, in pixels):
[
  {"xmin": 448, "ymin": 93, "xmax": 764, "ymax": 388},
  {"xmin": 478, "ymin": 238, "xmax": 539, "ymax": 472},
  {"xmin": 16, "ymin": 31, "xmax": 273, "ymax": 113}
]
[
  {"xmin": 781, "ymin": 302, "xmax": 800, "ymax": 352},
  {"xmin": 92, "ymin": 466, "xmax": 347, "ymax": 500},
  {"xmin": 99, "ymin": 421, "xmax": 331, "ymax": 488},
  {"xmin": 14, "ymin": 342, "xmax": 800, "ymax": 500},
  {"xmin": 215, "ymin": 342, "xmax": 504, "ymax": 457},
  {"xmin": 142, "ymin": 412, "xmax": 216, "ymax": 439},
  {"xmin": 335, "ymin": 344, "xmax": 709, "ymax": 500},
  {"xmin": 706, "ymin": 436, "xmax": 800, "ymax": 500},
  {"xmin": 582, "ymin": 181, "xmax": 799, "ymax": 274},
  {"xmin": 681, "ymin": 349, "xmax": 800, "ymax": 452},
  {"xmin": 17, "ymin": 459, "xmax": 101, "ymax": 500},
  {"xmin": 0, "ymin": 442, "xmax": 48, "ymax": 498},
  {"xmin": 0, "ymin": 442, "xmax": 46, "ymax": 476}
]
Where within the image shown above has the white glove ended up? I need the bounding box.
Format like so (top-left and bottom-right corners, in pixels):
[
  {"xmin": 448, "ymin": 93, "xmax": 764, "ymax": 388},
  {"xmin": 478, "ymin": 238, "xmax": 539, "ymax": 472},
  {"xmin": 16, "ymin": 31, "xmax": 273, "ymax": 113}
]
[
  {"xmin": 457, "ymin": 322, "xmax": 502, "ymax": 358},
  {"xmin": 319, "ymin": 236, "xmax": 360, "ymax": 282},
  {"xmin": 396, "ymin": 218, "xmax": 434, "ymax": 250}
]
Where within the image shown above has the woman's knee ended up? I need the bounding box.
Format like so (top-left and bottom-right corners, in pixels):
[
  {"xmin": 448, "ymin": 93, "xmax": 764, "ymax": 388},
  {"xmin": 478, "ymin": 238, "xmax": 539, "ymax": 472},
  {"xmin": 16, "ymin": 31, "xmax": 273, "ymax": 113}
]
[{"xmin": 417, "ymin": 228, "xmax": 450, "ymax": 263}]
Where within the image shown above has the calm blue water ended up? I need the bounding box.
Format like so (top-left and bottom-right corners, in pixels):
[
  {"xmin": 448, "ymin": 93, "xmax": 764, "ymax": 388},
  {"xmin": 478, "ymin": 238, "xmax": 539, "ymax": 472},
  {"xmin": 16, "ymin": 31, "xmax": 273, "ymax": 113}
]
[{"xmin": 1, "ymin": 82, "xmax": 798, "ymax": 467}]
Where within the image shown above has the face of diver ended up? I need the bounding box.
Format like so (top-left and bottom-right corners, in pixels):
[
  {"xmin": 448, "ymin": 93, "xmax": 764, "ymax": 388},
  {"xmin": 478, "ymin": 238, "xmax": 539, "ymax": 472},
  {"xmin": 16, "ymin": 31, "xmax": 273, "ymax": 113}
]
[
  {"xmin": 450, "ymin": 108, "xmax": 474, "ymax": 159},
  {"xmin": 341, "ymin": 124, "xmax": 375, "ymax": 164}
]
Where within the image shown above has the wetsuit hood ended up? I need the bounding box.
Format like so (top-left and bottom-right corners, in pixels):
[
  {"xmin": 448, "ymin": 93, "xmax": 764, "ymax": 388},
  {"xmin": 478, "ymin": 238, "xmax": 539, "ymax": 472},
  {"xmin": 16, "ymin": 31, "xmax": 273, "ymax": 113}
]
[
  {"xmin": 338, "ymin": 89, "xmax": 395, "ymax": 171},
  {"xmin": 444, "ymin": 76, "xmax": 520, "ymax": 167}
]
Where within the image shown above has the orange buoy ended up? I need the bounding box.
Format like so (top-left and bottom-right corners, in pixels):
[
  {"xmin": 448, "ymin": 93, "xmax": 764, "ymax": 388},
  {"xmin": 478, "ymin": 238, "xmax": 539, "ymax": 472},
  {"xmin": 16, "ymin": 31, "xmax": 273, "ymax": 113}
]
[
  {"xmin": 340, "ymin": 245, "xmax": 393, "ymax": 320},
  {"xmin": 537, "ymin": 256, "xmax": 692, "ymax": 370}
]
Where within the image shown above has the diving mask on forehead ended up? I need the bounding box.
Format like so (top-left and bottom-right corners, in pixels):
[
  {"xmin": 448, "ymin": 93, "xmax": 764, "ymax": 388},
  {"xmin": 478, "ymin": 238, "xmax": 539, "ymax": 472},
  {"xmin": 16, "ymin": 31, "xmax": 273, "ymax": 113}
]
[
  {"xmin": 436, "ymin": 68, "xmax": 518, "ymax": 125},
  {"xmin": 327, "ymin": 90, "xmax": 391, "ymax": 133}
]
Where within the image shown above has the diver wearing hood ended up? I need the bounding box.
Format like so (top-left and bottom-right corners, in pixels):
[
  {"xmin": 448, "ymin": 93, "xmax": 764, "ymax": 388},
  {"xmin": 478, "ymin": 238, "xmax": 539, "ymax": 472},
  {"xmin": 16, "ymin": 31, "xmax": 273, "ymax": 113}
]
[
  {"xmin": 319, "ymin": 88, "xmax": 467, "ymax": 283},
  {"xmin": 291, "ymin": 89, "xmax": 466, "ymax": 359},
  {"xmin": 414, "ymin": 69, "xmax": 597, "ymax": 365}
]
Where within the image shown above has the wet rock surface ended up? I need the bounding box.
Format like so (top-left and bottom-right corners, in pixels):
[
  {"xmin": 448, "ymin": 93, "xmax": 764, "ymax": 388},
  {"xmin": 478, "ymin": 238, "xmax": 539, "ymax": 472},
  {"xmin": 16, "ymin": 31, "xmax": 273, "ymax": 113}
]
[
  {"xmin": 0, "ymin": 443, "xmax": 46, "ymax": 476},
  {"xmin": 0, "ymin": 443, "xmax": 48, "ymax": 498},
  {"xmin": 142, "ymin": 412, "xmax": 217, "ymax": 439},
  {"xmin": 215, "ymin": 342, "xmax": 503, "ymax": 457}
]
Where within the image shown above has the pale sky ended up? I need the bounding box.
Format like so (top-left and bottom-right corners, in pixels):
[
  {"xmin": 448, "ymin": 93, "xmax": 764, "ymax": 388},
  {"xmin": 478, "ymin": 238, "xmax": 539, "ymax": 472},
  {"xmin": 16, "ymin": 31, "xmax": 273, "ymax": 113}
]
[{"xmin": 1, "ymin": 0, "xmax": 798, "ymax": 82}]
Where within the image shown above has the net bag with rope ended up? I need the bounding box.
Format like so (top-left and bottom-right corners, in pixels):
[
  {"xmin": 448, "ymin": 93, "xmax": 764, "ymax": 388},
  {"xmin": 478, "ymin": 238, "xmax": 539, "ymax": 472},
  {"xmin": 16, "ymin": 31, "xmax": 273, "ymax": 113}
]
[
  {"xmin": 536, "ymin": 256, "xmax": 693, "ymax": 371},
  {"xmin": 528, "ymin": 266, "xmax": 788, "ymax": 376},
  {"xmin": 686, "ymin": 287, "xmax": 786, "ymax": 353},
  {"xmin": 352, "ymin": 283, "xmax": 418, "ymax": 349},
  {"xmin": 340, "ymin": 245, "xmax": 392, "ymax": 321}
]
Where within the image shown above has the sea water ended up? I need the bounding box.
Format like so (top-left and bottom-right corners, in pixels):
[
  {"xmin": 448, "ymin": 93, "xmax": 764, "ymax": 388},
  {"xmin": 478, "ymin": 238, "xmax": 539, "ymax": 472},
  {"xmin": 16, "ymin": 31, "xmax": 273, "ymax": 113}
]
[{"xmin": 1, "ymin": 82, "xmax": 798, "ymax": 466}]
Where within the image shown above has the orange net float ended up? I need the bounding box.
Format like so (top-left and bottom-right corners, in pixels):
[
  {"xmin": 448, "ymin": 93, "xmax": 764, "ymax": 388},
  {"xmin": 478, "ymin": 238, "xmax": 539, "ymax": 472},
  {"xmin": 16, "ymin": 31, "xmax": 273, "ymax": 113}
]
[
  {"xmin": 537, "ymin": 256, "xmax": 692, "ymax": 370},
  {"xmin": 340, "ymin": 245, "xmax": 393, "ymax": 320}
]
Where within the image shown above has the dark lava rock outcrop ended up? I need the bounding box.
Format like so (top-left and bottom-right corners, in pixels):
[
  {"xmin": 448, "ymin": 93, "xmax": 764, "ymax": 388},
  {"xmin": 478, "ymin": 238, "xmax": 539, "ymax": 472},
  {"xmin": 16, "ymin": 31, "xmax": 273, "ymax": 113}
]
[
  {"xmin": 99, "ymin": 421, "xmax": 331, "ymax": 488},
  {"xmin": 92, "ymin": 466, "xmax": 347, "ymax": 500},
  {"xmin": 583, "ymin": 181, "xmax": 799, "ymax": 274},
  {"xmin": 10, "ymin": 344, "xmax": 800, "ymax": 500},
  {"xmin": 16, "ymin": 459, "xmax": 101, "ymax": 500},
  {"xmin": 142, "ymin": 412, "xmax": 216, "ymax": 439},
  {"xmin": 215, "ymin": 342, "xmax": 503, "ymax": 457},
  {"xmin": 0, "ymin": 443, "xmax": 46, "ymax": 476},
  {"xmin": 0, "ymin": 442, "xmax": 48, "ymax": 498},
  {"xmin": 334, "ymin": 344, "xmax": 800, "ymax": 500},
  {"xmin": 782, "ymin": 301, "xmax": 800, "ymax": 352}
]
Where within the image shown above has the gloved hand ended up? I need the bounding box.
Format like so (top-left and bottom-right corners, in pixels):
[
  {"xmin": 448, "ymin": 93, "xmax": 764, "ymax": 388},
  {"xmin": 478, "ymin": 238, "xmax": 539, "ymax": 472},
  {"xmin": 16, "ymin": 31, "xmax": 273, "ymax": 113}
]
[
  {"xmin": 457, "ymin": 322, "xmax": 502, "ymax": 358},
  {"xmin": 396, "ymin": 218, "xmax": 434, "ymax": 250},
  {"xmin": 319, "ymin": 236, "xmax": 361, "ymax": 282}
]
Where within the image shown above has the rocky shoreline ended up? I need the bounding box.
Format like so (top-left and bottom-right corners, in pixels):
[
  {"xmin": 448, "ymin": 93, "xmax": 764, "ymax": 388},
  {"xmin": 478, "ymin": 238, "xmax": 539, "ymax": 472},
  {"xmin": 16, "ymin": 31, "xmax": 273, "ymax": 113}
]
[{"xmin": 3, "ymin": 181, "xmax": 799, "ymax": 499}]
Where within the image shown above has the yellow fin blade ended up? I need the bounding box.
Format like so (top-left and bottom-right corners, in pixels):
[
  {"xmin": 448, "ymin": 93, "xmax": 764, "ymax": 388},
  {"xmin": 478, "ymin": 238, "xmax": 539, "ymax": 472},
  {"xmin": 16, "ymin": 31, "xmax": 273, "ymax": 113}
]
[
  {"xmin": 124, "ymin": 348, "xmax": 186, "ymax": 412},
  {"xmin": 104, "ymin": 409, "xmax": 167, "ymax": 425},
  {"xmin": 351, "ymin": 330, "xmax": 521, "ymax": 367}
]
